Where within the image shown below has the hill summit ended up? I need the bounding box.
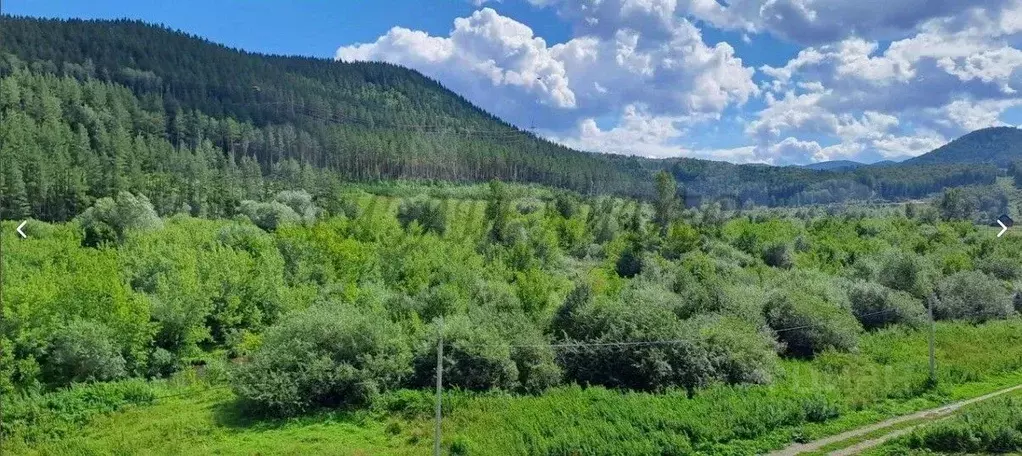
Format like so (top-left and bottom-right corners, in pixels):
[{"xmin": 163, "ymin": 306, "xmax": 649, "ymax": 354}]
[{"xmin": 906, "ymin": 127, "xmax": 1022, "ymax": 166}]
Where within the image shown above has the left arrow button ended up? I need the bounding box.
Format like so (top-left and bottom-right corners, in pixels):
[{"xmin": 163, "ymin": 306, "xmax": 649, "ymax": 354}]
[{"xmin": 16, "ymin": 220, "xmax": 28, "ymax": 238}]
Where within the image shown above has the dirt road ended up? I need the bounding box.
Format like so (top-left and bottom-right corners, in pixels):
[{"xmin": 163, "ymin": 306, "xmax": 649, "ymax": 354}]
[{"xmin": 767, "ymin": 383, "xmax": 1022, "ymax": 455}]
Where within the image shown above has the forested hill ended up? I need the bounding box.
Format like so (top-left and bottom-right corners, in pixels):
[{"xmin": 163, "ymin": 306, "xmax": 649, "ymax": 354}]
[
  {"xmin": 905, "ymin": 127, "xmax": 1022, "ymax": 166},
  {"xmin": 0, "ymin": 16, "xmax": 1006, "ymax": 220},
  {"xmin": 0, "ymin": 16, "xmax": 653, "ymax": 199}
]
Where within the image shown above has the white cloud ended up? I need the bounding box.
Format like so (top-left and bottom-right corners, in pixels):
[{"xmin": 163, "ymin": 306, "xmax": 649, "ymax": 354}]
[
  {"xmin": 337, "ymin": 8, "xmax": 575, "ymax": 114},
  {"xmin": 547, "ymin": 104, "xmax": 761, "ymax": 161},
  {"xmin": 749, "ymin": 2, "xmax": 1022, "ymax": 163},
  {"xmin": 337, "ymin": 7, "xmax": 756, "ymax": 130},
  {"xmin": 547, "ymin": 104, "xmax": 689, "ymax": 158},
  {"xmin": 336, "ymin": 2, "xmax": 1021, "ymax": 165},
  {"xmin": 720, "ymin": 0, "xmax": 1011, "ymax": 45},
  {"xmin": 532, "ymin": 0, "xmax": 1017, "ymax": 45},
  {"xmin": 762, "ymin": 137, "xmax": 826, "ymax": 165},
  {"xmin": 929, "ymin": 98, "xmax": 1022, "ymax": 131}
]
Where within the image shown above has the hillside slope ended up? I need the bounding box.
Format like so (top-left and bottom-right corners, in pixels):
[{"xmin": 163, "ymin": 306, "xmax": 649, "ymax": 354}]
[
  {"xmin": 0, "ymin": 16, "xmax": 652, "ymax": 197},
  {"xmin": 906, "ymin": 127, "xmax": 1022, "ymax": 166}
]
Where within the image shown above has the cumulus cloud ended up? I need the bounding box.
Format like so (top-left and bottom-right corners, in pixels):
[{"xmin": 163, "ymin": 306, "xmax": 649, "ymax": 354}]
[
  {"xmin": 532, "ymin": 0, "xmax": 1015, "ymax": 45},
  {"xmin": 338, "ymin": 8, "xmax": 575, "ymax": 116},
  {"xmin": 722, "ymin": 0, "xmax": 1009, "ymax": 45},
  {"xmin": 749, "ymin": 1, "xmax": 1022, "ymax": 162},
  {"xmin": 336, "ymin": 2, "xmax": 1021, "ymax": 165},
  {"xmin": 337, "ymin": 7, "xmax": 756, "ymax": 131},
  {"xmin": 548, "ymin": 104, "xmax": 759, "ymax": 161}
]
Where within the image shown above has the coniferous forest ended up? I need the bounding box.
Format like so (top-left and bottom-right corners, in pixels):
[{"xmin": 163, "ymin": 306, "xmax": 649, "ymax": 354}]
[{"xmin": 3, "ymin": 15, "xmax": 1022, "ymax": 456}]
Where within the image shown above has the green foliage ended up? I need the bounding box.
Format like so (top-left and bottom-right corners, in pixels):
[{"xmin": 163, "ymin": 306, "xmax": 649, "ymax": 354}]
[
  {"xmin": 554, "ymin": 281, "xmax": 776, "ymax": 393},
  {"xmin": 5, "ymin": 14, "xmax": 1022, "ymax": 453},
  {"xmin": 486, "ymin": 180, "xmax": 514, "ymax": 243},
  {"xmin": 937, "ymin": 187, "xmax": 973, "ymax": 221},
  {"xmin": 237, "ymin": 200, "xmax": 301, "ymax": 231},
  {"xmin": 878, "ymin": 251, "xmax": 934, "ymax": 298},
  {"xmin": 661, "ymin": 221, "xmax": 700, "ymax": 259},
  {"xmin": 763, "ymin": 242, "xmax": 794, "ymax": 269},
  {"xmin": 553, "ymin": 191, "xmax": 580, "ymax": 219},
  {"xmin": 653, "ymin": 170, "xmax": 679, "ymax": 233},
  {"xmin": 272, "ymin": 190, "xmax": 321, "ymax": 223},
  {"xmin": 897, "ymin": 395, "xmax": 1022, "ymax": 453},
  {"xmin": 232, "ymin": 305, "xmax": 412, "ymax": 417},
  {"xmin": 765, "ymin": 272, "xmax": 861, "ymax": 357},
  {"xmin": 0, "ymin": 379, "xmax": 155, "ymax": 445},
  {"xmin": 77, "ymin": 192, "xmax": 161, "ymax": 246},
  {"xmin": 846, "ymin": 281, "xmax": 926, "ymax": 330},
  {"xmin": 411, "ymin": 316, "xmax": 518, "ymax": 392},
  {"xmin": 615, "ymin": 241, "xmax": 644, "ymax": 278},
  {"xmin": 42, "ymin": 321, "xmax": 127, "ymax": 386},
  {"xmin": 934, "ymin": 270, "xmax": 1013, "ymax": 323},
  {"xmin": 397, "ymin": 196, "xmax": 447, "ymax": 235}
]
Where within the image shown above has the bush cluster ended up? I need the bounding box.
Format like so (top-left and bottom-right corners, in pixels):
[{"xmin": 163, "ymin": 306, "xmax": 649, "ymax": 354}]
[{"xmin": 8, "ymin": 176, "xmax": 1022, "ymax": 422}]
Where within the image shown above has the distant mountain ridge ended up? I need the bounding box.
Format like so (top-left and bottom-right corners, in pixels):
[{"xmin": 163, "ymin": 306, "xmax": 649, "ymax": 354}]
[
  {"xmin": 800, "ymin": 160, "xmax": 867, "ymax": 171},
  {"xmin": 798, "ymin": 127, "xmax": 1022, "ymax": 171},
  {"xmin": 905, "ymin": 127, "xmax": 1022, "ymax": 166}
]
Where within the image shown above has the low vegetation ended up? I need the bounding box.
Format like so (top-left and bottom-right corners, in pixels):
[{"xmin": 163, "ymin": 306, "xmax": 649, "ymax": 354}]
[
  {"xmin": 3, "ymin": 172, "xmax": 1022, "ymax": 453},
  {"xmin": 872, "ymin": 392, "xmax": 1022, "ymax": 455}
]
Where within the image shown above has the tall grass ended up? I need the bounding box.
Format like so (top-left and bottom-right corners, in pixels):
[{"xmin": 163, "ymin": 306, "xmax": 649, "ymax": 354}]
[
  {"xmin": 421, "ymin": 319, "xmax": 1022, "ymax": 455},
  {"xmin": 6, "ymin": 321, "xmax": 1022, "ymax": 455},
  {"xmin": 877, "ymin": 393, "xmax": 1022, "ymax": 454}
]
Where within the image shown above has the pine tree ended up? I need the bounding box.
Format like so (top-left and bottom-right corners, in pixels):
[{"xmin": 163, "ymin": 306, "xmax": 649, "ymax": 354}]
[{"xmin": 653, "ymin": 170, "xmax": 679, "ymax": 234}]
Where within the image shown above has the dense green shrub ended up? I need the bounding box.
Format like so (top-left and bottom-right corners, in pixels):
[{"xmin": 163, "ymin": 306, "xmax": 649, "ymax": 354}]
[
  {"xmin": 661, "ymin": 222, "xmax": 700, "ymax": 259},
  {"xmin": 846, "ymin": 281, "xmax": 926, "ymax": 330},
  {"xmin": 273, "ymin": 190, "xmax": 321, "ymax": 223},
  {"xmin": 238, "ymin": 200, "xmax": 301, "ymax": 231},
  {"xmin": 765, "ymin": 274, "xmax": 860, "ymax": 357},
  {"xmin": 979, "ymin": 256, "xmax": 1021, "ymax": 280},
  {"xmin": 397, "ymin": 196, "xmax": 447, "ymax": 234},
  {"xmin": 553, "ymin": 192, "xmax": 580, "ymax": 218},
  {"xmin": 615, "ymin": 242, "xmax": 644, "ymax": 278},
  {"xmin": 762, "ymin": 243, "xmax": 794, "ymax": 269},
  {"xmin": 77, "ymin": 192, "xmax": 162, "ymax": 246},
  {"xmin": 593, "ymin": 215, "xmax": 619, "ymax": 244},
  {"xmin": 42, "ymin": 321, "xmax": 127, "ymax": 386},
  {"xmin": 670, "ymin": 268, "xmax": 718, "ymax": 318},
  {"xmin": 694, "ymin": 315, "xmax": 777, "ymax": 385},
  {"xmin": 553, "ymin": 284, "xmax": 775, "ymax": 393},
  {"xmin": 216, "ymin": 222, "xmax": 274, "ymax": 253},
  {"xmin": 878, "ymin": 251, "xmax": 933, "ymax": 297},
  {"xmin": 933, "ymin": 271, "xmax": 1013, "ymax": 322},
  {"xmin": 322, "ymin": 191, "xmax": 365, "ymax": 219},
  {"xmin": 554, "ymin": 293, "xmax": 712, "ymax": 393},
  {"xmin": 232, "ymin": 305, "xmax": 412, "ymax": 417},
  {"xmin": 411, "ymin": 316, "xmax": 518, "ymax": 391},
  {"xmin": 474, "ymin": 309, "xmax": 561, "ymax": 393}
]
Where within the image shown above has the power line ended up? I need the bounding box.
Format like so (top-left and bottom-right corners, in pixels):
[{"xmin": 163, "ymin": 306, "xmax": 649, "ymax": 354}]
[
  {"xmin": 474, "ymin": 308, "xmax": 903, "ymax": 351},
  {"xmin": 141, "ymin": 308, "xmax": 911, "ymax": 405}
]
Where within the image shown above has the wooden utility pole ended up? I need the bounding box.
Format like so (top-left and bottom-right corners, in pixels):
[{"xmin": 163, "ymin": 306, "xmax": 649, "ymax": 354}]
[
  {"xmin": 928, "ymin": 294, "xmax": 937, "ymax": 385},
  {"xmin": 434, "ymin": 317, "xmax": 444, "ymax": 456}
]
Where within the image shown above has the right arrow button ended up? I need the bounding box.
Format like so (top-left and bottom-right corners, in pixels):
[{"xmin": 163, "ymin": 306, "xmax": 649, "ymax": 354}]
[{"xmin": 997, "ymin": 214, "xmax": 1014, "ymax": 238}]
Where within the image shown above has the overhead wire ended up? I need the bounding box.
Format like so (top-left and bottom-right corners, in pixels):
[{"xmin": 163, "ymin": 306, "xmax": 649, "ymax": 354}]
[{"xmin": 149, "ymin": 308, "xmax": 909, "ymax": 402}]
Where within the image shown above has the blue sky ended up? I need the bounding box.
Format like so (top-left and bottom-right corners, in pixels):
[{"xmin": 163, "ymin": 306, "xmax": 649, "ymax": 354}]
[{"xmin": 7, "ymin": 0, "xmax": 1022, "ymax": 164}]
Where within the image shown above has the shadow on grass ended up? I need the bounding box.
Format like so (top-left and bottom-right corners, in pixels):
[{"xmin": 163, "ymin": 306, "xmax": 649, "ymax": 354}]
[{"xmin": 211, "ymin": 397, "xmax": 370, "ymax": 431}]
